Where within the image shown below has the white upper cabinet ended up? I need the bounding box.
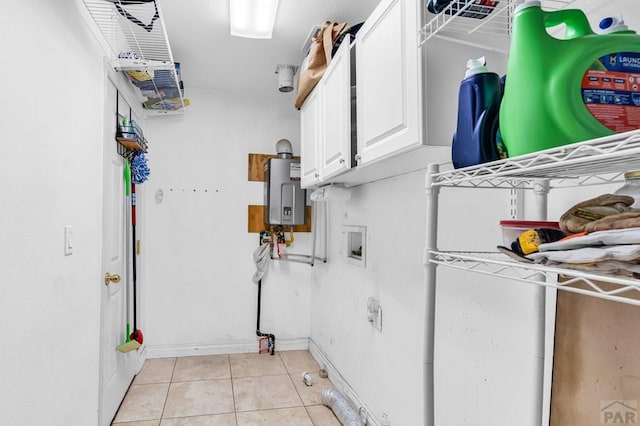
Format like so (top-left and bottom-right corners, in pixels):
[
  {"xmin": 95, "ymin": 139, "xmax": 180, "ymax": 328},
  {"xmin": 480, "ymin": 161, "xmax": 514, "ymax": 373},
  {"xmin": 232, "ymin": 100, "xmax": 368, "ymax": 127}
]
[
  {"xmin": 320, "ymin": 40, "xmax": 354, "ymax": 181},
  {"xmin": 300, "ymin": 38, "xmax": 354, "ymax": 189},
  {"xmin": 300, "ymin": 87, "xmax": 322, "ymax": 189},
  {"xmin": 299, "ymin": 0, "xmax": 426, "ymax": 186},
  {"xmin": 355, "ymin": 0, "xmax": 423, "ymax": 165}
]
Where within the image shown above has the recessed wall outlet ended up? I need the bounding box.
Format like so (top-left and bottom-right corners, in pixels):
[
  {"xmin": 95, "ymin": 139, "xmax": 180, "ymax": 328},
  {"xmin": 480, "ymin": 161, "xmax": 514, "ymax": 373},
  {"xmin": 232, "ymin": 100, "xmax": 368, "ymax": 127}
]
[{"xmin": 343, "ymin": 225, "xmax": 366, "ymax": 267}]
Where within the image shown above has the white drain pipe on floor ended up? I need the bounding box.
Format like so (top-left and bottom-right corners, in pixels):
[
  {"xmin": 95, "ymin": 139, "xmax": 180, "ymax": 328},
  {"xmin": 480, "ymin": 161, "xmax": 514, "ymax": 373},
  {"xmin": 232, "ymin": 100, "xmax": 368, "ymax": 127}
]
[{"xmin": 322, "ymin": 388, "xmax": 365, "ymax": 426}]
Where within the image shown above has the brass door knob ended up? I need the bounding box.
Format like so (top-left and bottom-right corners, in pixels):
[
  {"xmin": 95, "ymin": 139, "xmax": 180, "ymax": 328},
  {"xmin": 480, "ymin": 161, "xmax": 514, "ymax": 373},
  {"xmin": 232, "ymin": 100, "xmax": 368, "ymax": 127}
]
[{"xmin": 104, "ymin": 273, "xmax": 121, "ymax": 285}]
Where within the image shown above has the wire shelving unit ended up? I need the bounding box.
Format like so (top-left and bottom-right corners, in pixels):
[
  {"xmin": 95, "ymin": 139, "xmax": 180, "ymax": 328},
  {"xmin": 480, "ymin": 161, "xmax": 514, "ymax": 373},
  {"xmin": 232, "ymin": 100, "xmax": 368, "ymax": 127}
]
[
  {"xmin": 426, "ymin": 130, "xmax": 640, "ymax": 306},
  {"xmin": 83, "ymin": 0, "xmax": 185, "ymax": 115}
]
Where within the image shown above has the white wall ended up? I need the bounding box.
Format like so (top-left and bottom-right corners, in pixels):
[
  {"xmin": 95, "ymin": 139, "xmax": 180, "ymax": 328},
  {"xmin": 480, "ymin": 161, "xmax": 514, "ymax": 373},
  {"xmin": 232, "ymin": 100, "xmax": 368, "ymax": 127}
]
[
  {"xmin": 433, "ymin": 189, "xmax": 545, "ymax": 425},
  {"xmin": 306, "ymin": 26, "xmax": 531, "ymax": 426},
  {"xmin": 141, "ymin": 88, "xmax": 313, "ymax": 355},
  {"xmin": 309, "ymin": 170, "xmax": 546, "ymax": 425},
  {"xmin": 310, "ymin": 171, "xmax": 432, "ymax": 425},
  {"xmin": 0, "ymin": 1, "xmax": 105, "ymax": 425},
  {"xmin": 425, "ymin": 34, "xmax": 509, "ymax": 148}
]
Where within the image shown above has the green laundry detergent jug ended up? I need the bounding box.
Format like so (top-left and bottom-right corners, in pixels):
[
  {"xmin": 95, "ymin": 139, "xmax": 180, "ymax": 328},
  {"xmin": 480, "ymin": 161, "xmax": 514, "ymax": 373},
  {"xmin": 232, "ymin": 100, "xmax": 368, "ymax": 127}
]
[{"xmin": 499, "ymin": 1, "xmax": 640, "ymax": 158}]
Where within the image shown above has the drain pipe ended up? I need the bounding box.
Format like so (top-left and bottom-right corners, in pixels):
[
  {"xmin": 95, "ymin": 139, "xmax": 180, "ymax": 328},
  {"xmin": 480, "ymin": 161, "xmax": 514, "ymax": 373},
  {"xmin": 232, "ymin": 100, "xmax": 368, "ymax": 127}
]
[
  {"xmin": 322, "ymin": 388, "xmax": 365, "ymax": 426},
  {"xmin": 256, "ymin": 278, "xmax": 276, "ymax": 355},
  {"xmin": 256, "ymin": 231, "xmax": 275, "ymax": 355}
]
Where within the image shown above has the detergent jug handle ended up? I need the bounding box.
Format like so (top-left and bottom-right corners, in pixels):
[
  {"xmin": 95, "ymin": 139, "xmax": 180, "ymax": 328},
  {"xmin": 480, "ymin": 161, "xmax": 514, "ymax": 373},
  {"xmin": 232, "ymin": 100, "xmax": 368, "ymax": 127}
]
[{"xmin": 544, "ymin": 9, "xmax": 594, "ymax": 39}]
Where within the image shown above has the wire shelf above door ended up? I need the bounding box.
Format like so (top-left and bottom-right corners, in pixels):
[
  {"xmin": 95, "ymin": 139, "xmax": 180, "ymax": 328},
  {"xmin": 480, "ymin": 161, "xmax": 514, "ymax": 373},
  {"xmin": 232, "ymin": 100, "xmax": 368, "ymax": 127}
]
[
  {"xmin": 83, "ymin": 0, "xmax": 186, "ymax": 115},
  {"xmin": 83, "ymin": 0, "xmax": 173, "ymax": 64}
]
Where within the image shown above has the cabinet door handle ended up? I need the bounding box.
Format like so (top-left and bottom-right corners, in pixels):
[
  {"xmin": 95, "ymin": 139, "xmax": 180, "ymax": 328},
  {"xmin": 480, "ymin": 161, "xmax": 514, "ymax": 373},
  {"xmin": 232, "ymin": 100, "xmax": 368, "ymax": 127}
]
[
  {"xmin": 355, "ymin": 154, "xmax": 361, "ymax": 163},
  {"xmin": 315, "ymin": 173, "xmax": 319, "ymax": 178},
  {"xmin": 339, "ymin": 158, "xmax": 345, "ymax": 164}
]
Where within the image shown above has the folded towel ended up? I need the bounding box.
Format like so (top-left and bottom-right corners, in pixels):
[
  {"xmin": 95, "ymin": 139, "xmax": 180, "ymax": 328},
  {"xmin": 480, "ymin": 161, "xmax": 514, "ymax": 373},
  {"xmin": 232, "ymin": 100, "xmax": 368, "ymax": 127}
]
[
  {"xmin": 539, "ymin": 227, "xmax": 640, "ymax": 251},
  {"xmin": 529, "ymin": 244, "xmax": 640, "ymax": 264}
]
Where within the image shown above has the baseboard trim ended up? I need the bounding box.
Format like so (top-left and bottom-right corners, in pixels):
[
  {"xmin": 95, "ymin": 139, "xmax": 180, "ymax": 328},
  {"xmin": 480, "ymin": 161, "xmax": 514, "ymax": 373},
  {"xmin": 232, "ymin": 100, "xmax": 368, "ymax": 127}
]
[
  {"xmin": 309, "ymin": 339, "xmax": 382, "ymax": 426},
  {"xmin": 143, "ymin": 337, "xmax": 310, "ymax": 359}
]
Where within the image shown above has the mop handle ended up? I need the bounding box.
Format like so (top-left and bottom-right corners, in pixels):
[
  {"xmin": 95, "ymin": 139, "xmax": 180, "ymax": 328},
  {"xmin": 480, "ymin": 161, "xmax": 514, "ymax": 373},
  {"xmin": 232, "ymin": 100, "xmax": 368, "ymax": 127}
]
[{"xmin": 131, "ymin": 183, "xmax": 137, "ymax": 332}]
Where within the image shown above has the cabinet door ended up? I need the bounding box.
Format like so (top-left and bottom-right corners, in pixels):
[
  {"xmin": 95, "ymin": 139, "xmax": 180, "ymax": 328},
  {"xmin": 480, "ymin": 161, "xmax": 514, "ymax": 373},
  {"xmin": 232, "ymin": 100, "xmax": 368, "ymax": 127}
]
[
  {"xmin": 356, "ymin": 0, "xmax": 423, "ymax": 165},
  {"xmin": 320, "ymin": 39, "xmax": 352, "ymax": 181},
  {"xmin": 300, "ymin": 87, "xmax": 322, "ymax": 189}
]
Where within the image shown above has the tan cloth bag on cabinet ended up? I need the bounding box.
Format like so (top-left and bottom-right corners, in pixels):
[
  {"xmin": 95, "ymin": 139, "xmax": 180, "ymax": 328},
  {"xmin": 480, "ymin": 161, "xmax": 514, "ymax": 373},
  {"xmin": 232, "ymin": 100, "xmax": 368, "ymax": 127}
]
[{"xmin": 294, "ymin": 21, "xmax": 349, "ymax": 110}]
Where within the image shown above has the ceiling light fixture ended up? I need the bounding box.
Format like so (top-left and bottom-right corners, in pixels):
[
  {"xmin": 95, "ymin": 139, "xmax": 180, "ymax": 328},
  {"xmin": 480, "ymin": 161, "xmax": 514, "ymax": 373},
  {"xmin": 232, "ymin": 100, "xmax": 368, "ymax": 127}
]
[{"xmin": 229, "ymin": 0, "xmax": 279, "ymax": 39}]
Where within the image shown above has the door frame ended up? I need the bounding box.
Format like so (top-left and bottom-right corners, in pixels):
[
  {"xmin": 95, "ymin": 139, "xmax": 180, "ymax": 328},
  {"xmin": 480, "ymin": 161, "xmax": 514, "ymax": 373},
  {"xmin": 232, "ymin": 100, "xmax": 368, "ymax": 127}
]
[{"xmin": 98, "ymin": 62, "xmax": 145, "ymax": 425}]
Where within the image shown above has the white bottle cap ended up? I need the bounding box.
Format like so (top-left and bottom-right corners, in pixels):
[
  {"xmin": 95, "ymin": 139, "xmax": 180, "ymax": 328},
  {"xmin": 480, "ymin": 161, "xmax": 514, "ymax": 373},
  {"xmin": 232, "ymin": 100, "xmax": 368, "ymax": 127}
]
[
  {"xmin": 465, "ymin": 57, "xmax": 488, "ymax": 78},
  {"xmin": 514, "ymin": 0, "xmax": 541, "ymax": 15},
  {"xmin": 597, "ymin": 15, "xmax": 629, "ymax": 34}
]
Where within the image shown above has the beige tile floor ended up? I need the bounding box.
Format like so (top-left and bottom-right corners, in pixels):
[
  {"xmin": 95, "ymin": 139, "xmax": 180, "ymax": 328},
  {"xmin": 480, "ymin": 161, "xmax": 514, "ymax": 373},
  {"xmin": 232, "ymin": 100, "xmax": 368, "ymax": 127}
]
[{"xmin": 111, "ymin": 350, "xmax": 341, "ymax": 426}]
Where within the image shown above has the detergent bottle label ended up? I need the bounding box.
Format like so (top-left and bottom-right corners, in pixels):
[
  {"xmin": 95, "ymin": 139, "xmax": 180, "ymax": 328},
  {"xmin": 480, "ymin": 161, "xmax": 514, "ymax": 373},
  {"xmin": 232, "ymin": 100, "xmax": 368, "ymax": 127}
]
[{"xmin": 581, "ymin": 52, "xmax": 640, "ymax": 132}]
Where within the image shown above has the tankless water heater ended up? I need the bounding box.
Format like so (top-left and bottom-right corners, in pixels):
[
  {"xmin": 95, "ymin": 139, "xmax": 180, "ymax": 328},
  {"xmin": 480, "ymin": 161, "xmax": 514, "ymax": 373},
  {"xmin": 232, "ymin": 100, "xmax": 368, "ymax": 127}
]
[{"xmin": 264, "ymin": 140, "xmax": 306, "ymax": 226}]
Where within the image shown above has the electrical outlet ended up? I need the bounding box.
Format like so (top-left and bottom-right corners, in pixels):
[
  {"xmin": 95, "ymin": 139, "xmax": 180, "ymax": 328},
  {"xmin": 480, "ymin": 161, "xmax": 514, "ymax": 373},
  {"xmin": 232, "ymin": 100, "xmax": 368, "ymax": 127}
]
[
  {"xmin": 367, "ymin": 297, "xmax": 378, "ymax": 323},
  {"xmin": 367, "ymin": 297, "xmax": 382, "ymax": 332},
  {"xmin": 64, "ymin": 226, "xmax": 74, "ymax": 256}
]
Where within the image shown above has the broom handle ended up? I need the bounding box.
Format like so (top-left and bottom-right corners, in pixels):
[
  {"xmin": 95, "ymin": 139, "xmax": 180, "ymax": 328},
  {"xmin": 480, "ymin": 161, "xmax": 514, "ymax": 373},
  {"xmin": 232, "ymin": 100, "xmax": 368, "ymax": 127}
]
[{"xmin": 131, "ymin": 183, "xmax": 137, "ymax": 333}]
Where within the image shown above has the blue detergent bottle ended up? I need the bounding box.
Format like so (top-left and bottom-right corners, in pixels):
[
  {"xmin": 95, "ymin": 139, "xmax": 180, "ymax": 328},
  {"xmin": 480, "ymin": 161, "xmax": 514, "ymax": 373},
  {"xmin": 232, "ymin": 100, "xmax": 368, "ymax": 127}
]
[{"xmin": 452, "ymin": 57, "xmax": 502, "ymax": 168}]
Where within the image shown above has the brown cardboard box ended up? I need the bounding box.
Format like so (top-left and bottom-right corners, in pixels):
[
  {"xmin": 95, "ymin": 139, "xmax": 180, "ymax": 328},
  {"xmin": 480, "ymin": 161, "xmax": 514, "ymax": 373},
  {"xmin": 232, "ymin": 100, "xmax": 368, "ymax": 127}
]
[{"xmin": 551, "ymin": 280, "xmax": 640, "ymax": 425}]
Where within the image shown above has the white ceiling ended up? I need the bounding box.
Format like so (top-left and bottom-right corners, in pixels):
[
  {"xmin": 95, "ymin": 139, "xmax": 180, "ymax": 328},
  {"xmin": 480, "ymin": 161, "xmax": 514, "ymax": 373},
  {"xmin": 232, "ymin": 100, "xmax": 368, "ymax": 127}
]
[
  {"xmin": 159, "ymin": 0, "xmax": 378, "ymax": 96},
  {"xmin": 119, "ymin": 0, "xmax": 637, "ymax": 97}
]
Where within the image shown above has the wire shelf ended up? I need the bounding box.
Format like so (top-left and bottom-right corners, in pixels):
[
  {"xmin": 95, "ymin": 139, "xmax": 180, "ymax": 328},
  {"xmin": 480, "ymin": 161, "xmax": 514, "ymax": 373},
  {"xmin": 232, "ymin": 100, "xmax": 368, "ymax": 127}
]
[
  {"xmin": 83, "ymin": 0, "xmax": 173, "ymax": 63},
  {"xmin": 83, "ymin": 0, "xmax": 185, "ymax": 115},
  {"xmin": 430, "ymin": 251, "xmax": 640, "ymax": 306},
  {"xmin": 419, "ymin": 0, "xmax": 580, "ymax": 47},
  {"xmin": 430, "ymin": 130, "xmax": 640, "ymax": 189},
  {"xmin": 419, "ymin": 0, "xmax": 515, "ymax": 46}
]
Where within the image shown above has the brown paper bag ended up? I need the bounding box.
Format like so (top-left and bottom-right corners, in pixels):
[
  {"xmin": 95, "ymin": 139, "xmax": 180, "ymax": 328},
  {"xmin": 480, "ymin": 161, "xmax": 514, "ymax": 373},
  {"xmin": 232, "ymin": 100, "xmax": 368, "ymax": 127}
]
[{"xmin": 294, "ymin": 21, "xmax": 349, "ymax": 110}]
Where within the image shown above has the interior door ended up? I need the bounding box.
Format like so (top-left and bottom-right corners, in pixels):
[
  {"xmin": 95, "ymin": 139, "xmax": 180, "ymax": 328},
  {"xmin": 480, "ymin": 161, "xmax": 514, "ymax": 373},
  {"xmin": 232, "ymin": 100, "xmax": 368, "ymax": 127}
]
[{"xmin": 99, "ymin": 81, "xmax": 136, "ymax": 425}]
